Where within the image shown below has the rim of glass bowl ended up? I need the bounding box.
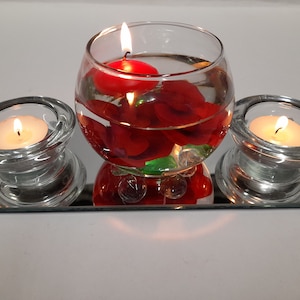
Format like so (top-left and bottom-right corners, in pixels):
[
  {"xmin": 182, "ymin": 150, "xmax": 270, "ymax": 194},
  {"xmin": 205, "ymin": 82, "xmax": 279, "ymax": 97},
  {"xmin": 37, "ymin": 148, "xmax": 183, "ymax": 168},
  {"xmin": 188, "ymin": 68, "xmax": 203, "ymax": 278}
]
[
  {"xmin": 0, "ymin": 96, "xmax": 75, "ymax": 158},
  {"xmin": 231, "ymin": 94, "xmax": 300, "ymax": 162},
  {"xmin": 86, "ymin": 21, "xmax": 225, "ymax": 79}
]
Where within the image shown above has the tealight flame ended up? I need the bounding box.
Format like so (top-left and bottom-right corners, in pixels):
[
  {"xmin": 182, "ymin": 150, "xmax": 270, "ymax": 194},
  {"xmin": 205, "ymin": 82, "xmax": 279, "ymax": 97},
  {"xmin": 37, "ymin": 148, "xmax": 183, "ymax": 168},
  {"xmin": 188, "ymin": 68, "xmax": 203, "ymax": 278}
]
[
  {"xmin": 126, "ymin": 92, "xmax": 135, "ymax": 106},
  {"xmin": 14, "ymin": 118, "xmax": 22, "ymax": 136},
  {"xmin": 121, "ymin": 22, "xmax": 132, "ymax": 54},
  {"xmin": 275, "ymin": 116, "xmax": 288, "ymax": 134}
]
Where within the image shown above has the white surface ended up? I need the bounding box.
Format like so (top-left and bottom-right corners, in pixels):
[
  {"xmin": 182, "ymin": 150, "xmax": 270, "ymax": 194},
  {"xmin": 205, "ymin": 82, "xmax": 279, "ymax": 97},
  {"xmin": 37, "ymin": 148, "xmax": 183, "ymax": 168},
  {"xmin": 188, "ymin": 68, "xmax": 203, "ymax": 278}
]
[
  {"xmin": 1, "ymin": 209, "xmax": 300, "ymax": 300},
  {"xmin": 1, "ymin": 1, "xmax": 300, "ymax": 299}
]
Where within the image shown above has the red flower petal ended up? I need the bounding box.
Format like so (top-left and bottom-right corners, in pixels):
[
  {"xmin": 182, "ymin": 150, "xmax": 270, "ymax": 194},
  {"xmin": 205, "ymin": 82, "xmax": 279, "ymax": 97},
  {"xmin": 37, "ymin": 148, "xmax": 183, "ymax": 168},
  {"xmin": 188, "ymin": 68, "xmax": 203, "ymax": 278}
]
[
  {"xmin": 161, "ymin": 81, "xmax": 205, "ymax": 109},
  {"xmin": 77, "ymin": 114, "xmax": 108, "ymax": 156},
  {"xmin": 108, "ymin": 124, "xmax": 149, "ymax": 157},
  {"xmin": 154, "ymin": 80, "xmax": 210, "ymax": 127},
  {"xmin": 155, "ymin": 102, "xmax": 200, "ymax": 126},
  {"xmin": 85, "ymin": 99, "xmax": 120, "ymax": 122}
]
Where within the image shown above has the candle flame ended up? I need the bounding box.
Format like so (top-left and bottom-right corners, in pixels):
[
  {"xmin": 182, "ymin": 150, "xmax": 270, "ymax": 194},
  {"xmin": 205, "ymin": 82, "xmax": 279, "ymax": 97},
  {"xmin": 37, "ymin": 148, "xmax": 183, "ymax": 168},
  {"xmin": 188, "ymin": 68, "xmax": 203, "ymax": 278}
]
[
  {"xmin": 275, "ymin": 116, "xmax": 288, "ymax": 134},
  {"xmin": 126, "ymin": 92, "xmax": 135, "ymax": 105},
  {"xmin": 13, "ymin": 118, "xmax": 22, "ymax": 136},
  {"xmin": 121, "ymin": 22, "xmax": 132, "ymax": 54}
]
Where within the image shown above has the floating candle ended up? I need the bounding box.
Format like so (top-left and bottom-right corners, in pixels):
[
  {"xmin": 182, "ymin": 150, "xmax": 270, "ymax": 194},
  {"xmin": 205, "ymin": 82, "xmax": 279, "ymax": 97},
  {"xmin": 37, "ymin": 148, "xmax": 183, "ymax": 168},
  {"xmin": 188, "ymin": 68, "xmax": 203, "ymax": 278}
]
[
  {"xmin": 249, "ymin": 115, "xmax": 300, "ymax": 147},
  {"xmin": 0, "ymin": 115, "xmax": 48, "ymax": 150},
  {"xmin": 93, "ymin": 22, "xmax": 158, "ymax": 96}
]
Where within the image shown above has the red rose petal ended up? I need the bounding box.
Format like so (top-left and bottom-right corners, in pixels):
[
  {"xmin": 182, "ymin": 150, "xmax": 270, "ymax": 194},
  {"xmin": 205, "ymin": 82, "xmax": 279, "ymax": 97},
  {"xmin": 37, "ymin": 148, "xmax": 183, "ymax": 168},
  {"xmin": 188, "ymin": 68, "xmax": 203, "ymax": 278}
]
[
  {"xmin": 108, "ymin": 125, "xmax": 149, "ymax": 157},
  {"xmin": 194, "ymin": 102, "xmax": 220, "ymax": 119},
  {"xmin": 86, "ymin": 100, "xmax": 120, "ymax": 122},
  {"xmin": 77, "ymin": 114, "xmax": 108, "ymax": 156},
  {"xmin": 155, "ymin": 102, "xmax": 200, "ymax": 126},
  {"xmin": 161, "ymin": 80, "xmax": 205, "ymax": 109}
]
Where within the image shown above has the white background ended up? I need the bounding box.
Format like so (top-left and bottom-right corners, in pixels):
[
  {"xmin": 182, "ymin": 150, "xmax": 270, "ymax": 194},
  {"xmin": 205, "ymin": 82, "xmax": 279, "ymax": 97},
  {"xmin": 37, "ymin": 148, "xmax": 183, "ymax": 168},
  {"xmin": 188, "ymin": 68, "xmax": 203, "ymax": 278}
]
[{"xmin": 1, "ymin": 1, "xmax": 300, "ymax": 299}]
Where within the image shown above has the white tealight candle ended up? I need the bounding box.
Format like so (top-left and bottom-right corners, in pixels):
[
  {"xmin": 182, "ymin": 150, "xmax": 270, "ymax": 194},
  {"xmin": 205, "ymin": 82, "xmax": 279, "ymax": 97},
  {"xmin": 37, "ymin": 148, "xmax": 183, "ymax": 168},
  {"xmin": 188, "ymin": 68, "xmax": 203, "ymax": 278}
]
[
  {"xmin": 249, "ymin": 115, "xmax": 300, "ymax": 147},
  {"xmin": 0, "ymin": 115, "xmax": 48, "ymax": 150}
]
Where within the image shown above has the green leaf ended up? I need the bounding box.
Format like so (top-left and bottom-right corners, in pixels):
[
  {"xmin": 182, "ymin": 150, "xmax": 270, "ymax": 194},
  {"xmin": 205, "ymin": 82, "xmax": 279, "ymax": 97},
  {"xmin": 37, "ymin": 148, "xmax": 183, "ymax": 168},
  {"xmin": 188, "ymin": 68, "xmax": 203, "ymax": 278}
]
[{"xmin": 141, "ymin": 156, "xmax": 178, "ymax": 175}]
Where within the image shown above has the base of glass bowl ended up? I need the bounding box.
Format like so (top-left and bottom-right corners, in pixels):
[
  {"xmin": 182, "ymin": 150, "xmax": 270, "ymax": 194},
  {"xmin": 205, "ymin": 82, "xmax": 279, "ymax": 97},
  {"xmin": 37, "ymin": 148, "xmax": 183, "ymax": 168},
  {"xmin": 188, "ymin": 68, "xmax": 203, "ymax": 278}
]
[{"xmin": 93, "ymin": 162, "xmax": 214, "ymax": 206}]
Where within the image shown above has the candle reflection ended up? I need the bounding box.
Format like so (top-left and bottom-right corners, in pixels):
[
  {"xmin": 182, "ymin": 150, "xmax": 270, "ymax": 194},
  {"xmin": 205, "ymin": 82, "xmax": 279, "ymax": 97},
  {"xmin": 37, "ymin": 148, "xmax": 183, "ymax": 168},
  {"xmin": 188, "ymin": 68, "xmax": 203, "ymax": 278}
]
[
  {"xmin": 107, "ymin": 213, "xmax": 235, "ymax": 241},
  {"xmin": 126, "ymin": 92, "xmax": 135, "ymax": 105}
]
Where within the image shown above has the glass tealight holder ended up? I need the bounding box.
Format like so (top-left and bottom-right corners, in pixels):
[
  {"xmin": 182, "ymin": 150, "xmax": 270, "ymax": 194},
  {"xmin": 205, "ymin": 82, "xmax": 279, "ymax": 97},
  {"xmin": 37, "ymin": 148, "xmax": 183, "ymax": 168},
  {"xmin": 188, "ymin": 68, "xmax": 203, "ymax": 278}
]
[
  {"xmin": 0, "ymin": 96, "xmax": 86, "ymax": 207},
  {"xmin": 216, "ymin": 95, "xmax": 300, "ymax": 205}
]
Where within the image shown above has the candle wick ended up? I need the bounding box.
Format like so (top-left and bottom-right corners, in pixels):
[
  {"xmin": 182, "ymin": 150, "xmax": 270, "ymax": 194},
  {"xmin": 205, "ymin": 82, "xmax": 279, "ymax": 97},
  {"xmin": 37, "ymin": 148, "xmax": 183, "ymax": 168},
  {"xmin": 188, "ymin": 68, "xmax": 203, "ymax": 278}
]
[
  {"xmin": 17, "ymin": 130, "xmax": 21, "ymax": 136},
  {"xmin": 275, "ymin": 127, "xmax": 282, "ymax": 134},
  {"xmin": 123, "ymin": 51, "xmax": 131, "ymax": 60}
]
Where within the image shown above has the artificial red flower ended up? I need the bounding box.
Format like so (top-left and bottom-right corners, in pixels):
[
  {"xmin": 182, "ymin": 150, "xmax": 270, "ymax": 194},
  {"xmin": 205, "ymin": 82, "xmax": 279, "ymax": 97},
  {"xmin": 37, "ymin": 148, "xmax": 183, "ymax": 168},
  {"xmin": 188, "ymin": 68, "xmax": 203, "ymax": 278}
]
[
  {"xmin": 152, "ymin": 80, "xmax": 227, "ymax": 146},
  {"xmin": 154, "ymin": 80, "xmax": 206, "ymax": 127},
  {"xmin": 77, "ymin": 114, "xmax": 173, "ymax": 168}
]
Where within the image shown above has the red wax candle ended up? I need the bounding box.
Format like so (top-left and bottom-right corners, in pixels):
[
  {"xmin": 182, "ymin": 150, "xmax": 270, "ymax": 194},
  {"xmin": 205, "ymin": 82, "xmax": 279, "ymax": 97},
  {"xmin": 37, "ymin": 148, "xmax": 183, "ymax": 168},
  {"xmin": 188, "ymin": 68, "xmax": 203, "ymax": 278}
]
[{"xmin": 93, "ymin": 57, "xmax": 159, "ymax": 97}]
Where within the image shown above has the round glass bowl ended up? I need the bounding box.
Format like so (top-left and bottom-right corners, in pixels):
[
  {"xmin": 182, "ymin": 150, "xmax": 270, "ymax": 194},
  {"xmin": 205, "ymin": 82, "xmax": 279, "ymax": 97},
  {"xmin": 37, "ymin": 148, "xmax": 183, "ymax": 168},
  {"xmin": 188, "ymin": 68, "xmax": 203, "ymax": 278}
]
[
  {"xmin": 216, "ymin": 95, "xmax": 300, "ymax": 205},
  {"xmin": 75, "ymin": 21, "xmax": 235, "ymax": 205},
  {"xmin": 0, "ymin": 96, "xmax": 86, "ymax": 207}
]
